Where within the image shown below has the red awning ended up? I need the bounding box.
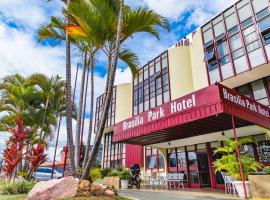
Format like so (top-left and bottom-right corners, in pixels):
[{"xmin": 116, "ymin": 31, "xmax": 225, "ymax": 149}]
[{"xmin": 113, "ymin": 84, "xmax": 270, "ymax": 145}]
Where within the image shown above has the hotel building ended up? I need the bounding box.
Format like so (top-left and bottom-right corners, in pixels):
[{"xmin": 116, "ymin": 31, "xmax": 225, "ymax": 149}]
[{"xmin": 95, "ymin": 0, "xmax": 270, "ymax": 189}]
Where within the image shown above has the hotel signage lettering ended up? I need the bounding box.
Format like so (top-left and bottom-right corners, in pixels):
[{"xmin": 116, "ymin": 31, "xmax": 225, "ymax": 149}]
[
  {"xmin": 123, "ymin": 94, "xmax": 196, "ymax": 131},
  {"xmin": 222, "ymin": 88, "xmax": 270, "ymax": 118}
]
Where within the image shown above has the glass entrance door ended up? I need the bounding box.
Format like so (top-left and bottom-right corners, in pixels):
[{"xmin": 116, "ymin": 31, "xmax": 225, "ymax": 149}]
[{"xmin": 197, "ymin": 151, "xmax": 211, "ymax": 187}]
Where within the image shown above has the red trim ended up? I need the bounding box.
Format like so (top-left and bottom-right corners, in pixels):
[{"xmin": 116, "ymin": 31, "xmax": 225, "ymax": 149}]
[
  {"xmin": 232, "ymin": 115, "xmax": 248, "ymax": 198},
  {"xmin": 113, "ymin": 84, "xmax": 270, "ymax": 144}
]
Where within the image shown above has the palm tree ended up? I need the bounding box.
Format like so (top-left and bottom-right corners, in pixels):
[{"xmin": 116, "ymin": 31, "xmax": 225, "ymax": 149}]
[
  {"xmin": 78, "ymin": 0, "xmax": 170, "ymax": 178},
  {"xmin": 40, "ymin": 5, "xmax": 141, "ymax": 171},
  {"xmin": 28, "ymin": 74, "xmax": 66, "ymax": 140},
  {"xmin": 0, "ymin": 74, "xmax": 67, "ymax": 173},
  {"xmin": 82, "ymin": 0, "xmax": 124, "ymax": 178},
  {"xmin": 74, "ymin": 50, "xmax": 87, "ymax": 169},
  {"xmin": 38, "ymin": 8, "xmax": 78, "ymax": 175}
]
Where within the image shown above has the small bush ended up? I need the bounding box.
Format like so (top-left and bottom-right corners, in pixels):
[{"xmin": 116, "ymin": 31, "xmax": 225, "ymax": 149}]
[
  {"xmin": 116, "ymin": 166, "xmax": 124, "ymax": 173},
  {"xmin": 263, "ymin": 166, "xmax": 270, "ymax": 174},
  {"xmin": 15, "ymin": 179, "xmax": 35, "ymax": 194},
  {"xmin": 100, "ymin": 168, "xmax": 112, "ymax": 178},
  {"xmin": 109, "ymin": 170, "xmax": 119, "ymax": 177},
  {"xmin": 2, "ymin": 179, "xmax": 35, "ymax": 195},
  {"xmin": 2, "ymin": 181, "xmax": 16, "ymax": 195},
  {"xmin": 90, "ymin": 168, "xmax": 102, "ymax": 181},
  {"xmin": 120, "ymin": 169, "xmax": 131, "ymax": 180}
]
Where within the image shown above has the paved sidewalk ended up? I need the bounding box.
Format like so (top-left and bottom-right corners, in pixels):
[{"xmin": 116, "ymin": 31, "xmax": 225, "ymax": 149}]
[{"xmin": 119, "ymin": 189, "xmax": 240, "ymax": 200}]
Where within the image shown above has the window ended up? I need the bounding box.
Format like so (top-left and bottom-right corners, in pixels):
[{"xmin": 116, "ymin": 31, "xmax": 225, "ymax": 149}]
[
  {"xmin": 246, "ymin": 40, "xmax": 260, "ymax": 52},
  {"xmin": 204, "ymin": 48, "xmax": 215, "ymax": 61},
  {"xmin": 188, "ymin": 152, "xmax": 197, "ymax": 166},
  {"xmin": 241, "ymin": 17, "xmax": 253, "ymax": 29},
  {"xmin": 177, "ymin": 151, "xmax": 187, "ymax": 168},
  {"xmin": 220, "ymin": 55, "xmax": 230, "ymax": 65},
  {"xmin": 252, "ymin": 0, "xmax": 269, "ymax": 13},
  {"xmin": 237, "ymin": 85, "xmax": 252, "ymax": 98},
  {"xmin": 146, "ymin": 147, "xmax": 164, "ymax": 171},
  {"xmin": 256, "ymin": 8, "xmax": 270, "ymax": 20},
  {"xmin": 230, "ymin": 33, "xmax": 242, "ymax": 51},
  {"xmin": 203, "ymin": 29, "xmax": 213, "ymax": 44},
  {"xmin": 238, "ymin": 4, "xmax": 253, "ymax": 22},
  {"xmin": 208, "ymin": 60, "xmax": 218, "ymax": 71},
  {"xmin": 259, "ymin": 16, "xmax": 270, "ymax": 33},
  {"xmin": 214, "ymin": 21, "xmax": 225, "ymax": 37},
  {"xmin": 168, "ymin": 149, "xmax": 177, "ymax": 168},
  {"xmin": 228, "ymin": 26, "xmax": 239, "ymax": 37},
  {"xmin": 103, "ymin": 133, "xmax": 125, "ymax": 168},
  {"xmin": 263, "ymin": 33, "xmax": 270, "ymax": 45},
  {"xmin": 232, "ymin": 48, "xmax": 244, "ymax": 59},
  {"xmin": 133, "ymin": 52, "xmax": 170, "ymax": 114},
  {"xmin": 94, "ymin": 87, "xmax": 116, "ymax": 132},
  {"xmin": 251, "ymin": 79, "xmax": 268, "ymax": 101},
  {"xmin": 225, "ymin": 13, "xmax": 238, "ymax": 30},
  {"xmin": 215, "ymin": 34, "xmax": 225, "ymax": 43},
  {"xmin": 217, "ymin": 42, "xmax": 228, "ymax": 58}
]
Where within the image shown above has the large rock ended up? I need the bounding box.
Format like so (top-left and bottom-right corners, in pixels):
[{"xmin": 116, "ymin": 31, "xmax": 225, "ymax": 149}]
[
  {"xmin": 27, "ymin": 176, "xmax": 79, "ymax": 200},
  {"xmin": 90, "ymin": 183, "xmax": 105, "ymax": 196},
  {"xmin": 105, "ymin": 189, "xmax": 115, "ymax": 197},
  {"xmin": 78, "ymin": 179, "xmax": 91, "ymax": 191}
]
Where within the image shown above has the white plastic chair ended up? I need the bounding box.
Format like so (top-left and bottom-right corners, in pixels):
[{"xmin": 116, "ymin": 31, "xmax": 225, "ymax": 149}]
[
  {"xmin": 221, "ymin": 172, "xmax": 236, "ymax": 195},
  {"xmin": 167, "ymin": 173, "xmax": 184, "ymax": 190}
]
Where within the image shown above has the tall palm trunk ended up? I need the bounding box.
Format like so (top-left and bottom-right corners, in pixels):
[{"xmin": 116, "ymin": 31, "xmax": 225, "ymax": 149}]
[
  {"xmin": 75, "ymin": 52, "xmax": 87, "ymax": 169},
  {"xmin": 39, "ymin": 96, "xmax": 49, "ymax": 141},
  {"xmin": 80, "ymin": 60, "xmax": 90, "ymax": 164},
  {"xmin": 82, "ymin": 0, "xmax": 125, "ymax": 179},
  {"xmin": 83, "ymin": 53, "xmax": 94, "ymax": 166},
  {"xmin": 65, "ymin": 0, "xmax": 77, "ymax": 177}
]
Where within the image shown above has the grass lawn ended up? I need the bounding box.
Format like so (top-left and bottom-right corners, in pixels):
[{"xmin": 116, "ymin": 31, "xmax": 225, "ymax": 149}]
[
  {"xmin": 0, "ymin": 194, "xmax": 131, "ymax": 200},
  {"xmin": 0, "ymin": 194, "xmax": 27, "ymax": 200}
]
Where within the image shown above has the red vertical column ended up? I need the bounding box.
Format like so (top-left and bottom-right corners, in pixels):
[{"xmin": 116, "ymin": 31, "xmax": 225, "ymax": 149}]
[{"xmin": 232, "ymin": 115, "xmax": 248, "ymax": 199}]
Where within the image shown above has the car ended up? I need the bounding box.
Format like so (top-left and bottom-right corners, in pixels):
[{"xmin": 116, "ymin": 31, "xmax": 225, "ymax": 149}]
[{"xmin": 34, "ymin": 167, "xmax": 62, "ymax": 181}]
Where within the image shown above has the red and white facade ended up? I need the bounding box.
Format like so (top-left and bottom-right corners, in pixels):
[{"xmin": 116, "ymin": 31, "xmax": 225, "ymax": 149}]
[{"xmin": 95, "ymin": 0, "xmax": 270, "ymax": 190}]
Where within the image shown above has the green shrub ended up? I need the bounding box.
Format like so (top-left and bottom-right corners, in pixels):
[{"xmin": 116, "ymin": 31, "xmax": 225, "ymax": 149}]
[
  {"xmin": 100, "ymin": 167, "xmax": 112, "ymax": 178},
  {"xmin": 263, "ymin": 166, "xmax": 270, "ymax": 174},
  {"xmin": 116, "ymin": 166, "xmax": 124, "ymax": 173},
  {"xmin": 90, "ymin": 168, "xmax": 102, "ymax": 181},
  {"xmin": 2, "ymin": 179, "xmax": 35, "ymax": 195},
  {"xmin": 2, "ymin": 181, "xmax": 16, "ymax": 195},
  {"xmin": 109, "ymin": 170, "xmax": 119, "ymax": 177},
  {"xmin": 15, "ymin": 180, "xmax": 35, "ymax": 194},
  {"xmin": 120, "ymin": 169, "xmax": 131, "ymax": 180}
]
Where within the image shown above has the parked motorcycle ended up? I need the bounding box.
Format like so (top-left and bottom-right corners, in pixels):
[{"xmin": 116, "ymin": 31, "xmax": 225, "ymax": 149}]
[{"xmin": 128, "ymin": 164, "xmax": 141, "ymax": 189}]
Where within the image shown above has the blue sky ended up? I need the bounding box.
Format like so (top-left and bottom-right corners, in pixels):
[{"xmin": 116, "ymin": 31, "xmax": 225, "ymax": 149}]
[{"xmin": 0, "ymin": 0, "xmax": 237, "ymax": 160}]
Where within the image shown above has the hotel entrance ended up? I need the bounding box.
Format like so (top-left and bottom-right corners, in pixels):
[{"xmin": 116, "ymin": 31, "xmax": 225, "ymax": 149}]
[
  {"xmin": 197, "ymin": 151, "xmax": 211, "ymax": 187},
  {"xmin": 168, "ymin": 144, "xmax": 212, "ymax": 188}
]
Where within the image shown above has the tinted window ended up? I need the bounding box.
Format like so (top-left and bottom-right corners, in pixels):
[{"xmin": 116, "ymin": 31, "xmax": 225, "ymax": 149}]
[
  {"xmin": 37, "ymin": 168, "xmax": 51, "ymax": 173},
  {"xmin": 259, "ymin": 16, "xmax": 270, "ymax": 32}
]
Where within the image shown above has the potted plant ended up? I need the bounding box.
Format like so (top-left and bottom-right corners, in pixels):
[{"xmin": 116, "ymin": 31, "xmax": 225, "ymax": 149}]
[
  {"xmin": 213, "ymin": 137, "xmax": 262, "ymax": 198},
  {"xmin": 120, "ymin": 169, "xmax": 131, "ymax": 189}
]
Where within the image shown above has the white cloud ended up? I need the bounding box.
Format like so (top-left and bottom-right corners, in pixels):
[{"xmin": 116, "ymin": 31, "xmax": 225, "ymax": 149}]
[
  {"xmin": 0, "ymin": 0, "xmax": 63, "ymax": 29},
  {"xmin": 0, "ymin": 24, "xmax": 66, "ymax": 77},
  {"xmin": 127, "ymin": 0, "xmax": 237, "ymax": 26}
]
